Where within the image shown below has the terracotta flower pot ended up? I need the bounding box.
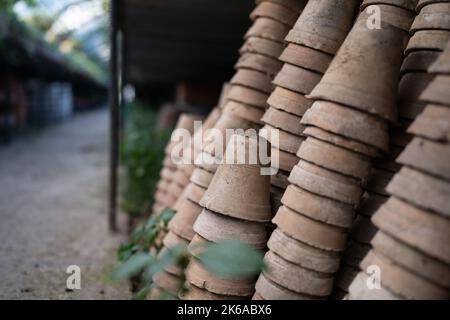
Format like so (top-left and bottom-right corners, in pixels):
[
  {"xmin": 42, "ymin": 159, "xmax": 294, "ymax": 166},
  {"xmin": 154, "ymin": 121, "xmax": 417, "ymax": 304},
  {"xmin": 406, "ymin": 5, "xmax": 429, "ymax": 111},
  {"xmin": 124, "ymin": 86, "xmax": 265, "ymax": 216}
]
[
  {"xmin": 273, "ymin": 63, "xmax": 322, "ymax": 95},
  {"xmin": 227, "ymin": 84, "xmax": 269, "ymax": 110},
  {"xmin": 195, "ymin": 150, "xmax": 220, "ymax": 174},
  {"xmin": 348, "ymin": 272, "xmax": 401, "ymax": 300},
  {"xmin": 166, "ymin": 180, "xmax": 185, "ymax": 200},
  {"xmin": 163, "ymin": 156, "xmax": 177, "ymax": 170},
  {"xmin": 186, "ymin": 258, "xmax": 256, "ymax": 297},
  {"xmin": 181, "ymin": 283, "xmax": 243, "ymax": 300},
  {"xmin": 361, "ymin": 0, "xmax": 418, "ymax": 12},
  {"xmin": 263, "ymin": 251, "xmax": 334, "ymax": 297},
  {"xmin": 254, "ymin": 272, "xmax": 315, "ymax": 300},
  {"xmin": 255, "ymin": 0, "xmax": 307, "ymax": 14},
  {"xmin": 289, "ymin": 161, "xmax": 363, "ymax": 206},
  {"xmin": 152, "ymin": 270, "xmax": 183, "ymax": 297},
  {"xmin": 172, "ymin": 170, "xmax": 190, "ymax": 188},
  {"xmin": 308, "ymin": 19, "xmax": 407, "ymax": 122},
  {"xmin": 270, "ymin": 168, "xmax": 290, "ymax": 189},
  {"xmin": 281, "ymin": 184, "xmax": 355, "ymax": 228},
  {"xmin": 358, "ymin": 4, "xmax": 416, "ymax": 32},
  {"xmin": 420, "ymin": 75, "xmax": 450, "ymax": 107},
  {"xmin": 372, "ymin": 197, "xmax": 450, "ymax": 265},
  {"xmin": 273, "ymin": 206, "xmax": 348, "ymax": 251},
  {"xmin": 360, "ymin": 250, "xmax": 449, "ymax": 299},
  {"xmin": 410, "ymin": 3, "xmax": 450, "ymax": 33},
  {"xmin": 245, "ymin": 17, "xmax": 291, "ymax": 43},
  {"xmin": 190, "ymin": 167, "xmax": 214, "ymax": 188},
  {"xmin": 160, "ymin": 167, "xmax": 175, "ymax": 182},
  {"xmin": 223, "ymin": 101, "xmax": 265, "ymax": 125},
  {"xmin": 372, "ymin": 231, "xmax": 450, "ymax": 288},
  {"xmin": 268, "ymin": 228, "xmax": 341, "ymax": 273},
  {"xmin": 398, "ymin": 73, "xmax": 434, "ymax": 120},
  {"xmin": 187, "ymin": 233, "xmax": 211, "ymax": 259},
  {"xmin": 235, "ymin": 53, "xmax": 283, "ymax": 78},
  {"xmin": 261, "ymin": 107, "xmax": 305, "ymax": 136},
  {"xmin": 250, "ymin": 1, "xmax": 301, "ymax": 26},
  {"xmin": 416, "ymin": 0, "xmax": 445, "ymax": 12},
  {"xmin": 252, "ymin": 292, "xmax": 265, "ymax": 300},
  {"xmin": 231, "ymin": 69, "xmax": 273, "ymax": 94},
  {"xmin": 239, "ymin": 36, "xmax": 284, "ymax": 59},
  {"xmin": 407, "ymin": 105, "xmax": 450, "ymax": 142},
  {"xmin": 429, "ymin": 40, "xmax": 450, "ymax": 73},
  {"xmin": 169, "ymin": 195, "xmax": 203, "ymax": 241},
  {"xmin": 267, "ymin": 86, "xmax": 313, "ymax": 116},
  {"xmin": 401, "ymin": 51, "xmax": 440, "ymax": 74},
  {"xmin": 272, "ymin": 146, "xmax": 298, "ymax": 172},
  {"xmin": 297, "ymin": 137, "xmax": 372, "ymax": 181},
  {"xmin": 185, "ymin": 182, "xmax": 207, "ymax": 204},
  {"xmin": 279, "ymin": 43, "xmax": 333, "ymax": 74},
  {"xmin": 193, "ymin": 209, "xmax": 268, "ymax": 249},
  {"xmin": 260, "ymin": 124, "xmax": 304, "ymax": 154},
  {"xmin": 303, "ymin": 126, "xmax": 380, "ymax": 158},
  {"xmin": 365, "ymin": 168, "xmax": 393, "ymax": 196},
  {"xmin": 405, "ymin": 30, "xmax": 450, "ymax": 54},
  {"xmin": 163, "ymin": 230, "xmax": 189, "ymax": 249}
]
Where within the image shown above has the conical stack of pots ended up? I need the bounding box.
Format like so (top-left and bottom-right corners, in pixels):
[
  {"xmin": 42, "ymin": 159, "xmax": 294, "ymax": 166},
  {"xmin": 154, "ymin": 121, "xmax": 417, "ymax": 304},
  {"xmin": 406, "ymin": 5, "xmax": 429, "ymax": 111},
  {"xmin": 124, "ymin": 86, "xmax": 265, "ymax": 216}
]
[
  {"xmin": 253, "ymin": 16, "xmax": 408, "ymax": 300},
  {"xmin": 184, "ymin": 133, "xmax": 271, "ymax": 299},
  {"xmin": 334, "ymin": 0, "xmax": 450, "ymax": 297},
  {"xmin": 348, "ymin": 44, "xmax": 450, "ymax": 300},
  {"xmin": 258, "ymin": 0, "xmax": 361, "ymax": 215},
  {"xmin": 152, "ymin": 113, "xmax": 203, "ymax": 214}
]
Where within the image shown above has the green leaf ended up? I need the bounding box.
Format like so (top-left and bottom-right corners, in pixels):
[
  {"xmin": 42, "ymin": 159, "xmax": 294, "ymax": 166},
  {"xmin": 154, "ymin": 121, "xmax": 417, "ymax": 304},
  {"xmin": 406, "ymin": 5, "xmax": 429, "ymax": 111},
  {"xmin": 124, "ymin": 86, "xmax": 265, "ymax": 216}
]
[
  {"xmin": 112, "ymin": 253, "xmax": 154, "ymax": 281},
  {"xmin": 160, "ymin": 208, "xmax": 176, "ymax": 224},
  {"xmin": 198, "ymin": 240, "xmax": 265, "ymax": 278},
  {"xmin": 133, "ymin": 285, "xmax": 151, "ymax": 300},
  {"xmin": 141, "ymin": 244, "xmax": 187, "ymax": 283},
  {"xmin": 117, "ymin": 242, "xmax": 139, "ymax": 262}
]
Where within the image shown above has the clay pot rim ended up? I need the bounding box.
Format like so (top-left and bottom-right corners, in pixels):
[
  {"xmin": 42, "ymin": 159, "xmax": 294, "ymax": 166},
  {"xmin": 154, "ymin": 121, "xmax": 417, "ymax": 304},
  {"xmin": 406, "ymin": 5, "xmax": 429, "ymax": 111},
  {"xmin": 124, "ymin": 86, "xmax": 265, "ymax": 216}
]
[
  {"xmin": 360, "ymin": 2, "xmax": 416, "ymax": 13},
  {"xmin": 257, "ymin": 271, "xmax": 321, "ymax": 300}
]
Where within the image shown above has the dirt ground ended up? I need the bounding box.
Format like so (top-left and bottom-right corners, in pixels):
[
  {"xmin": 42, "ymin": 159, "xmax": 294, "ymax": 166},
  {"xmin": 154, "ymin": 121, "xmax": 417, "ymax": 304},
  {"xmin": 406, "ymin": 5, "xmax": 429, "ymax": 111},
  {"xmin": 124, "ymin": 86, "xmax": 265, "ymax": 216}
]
[{"xmin": 0, "ymin": 109, "xmax": 131, "ymax": 299}]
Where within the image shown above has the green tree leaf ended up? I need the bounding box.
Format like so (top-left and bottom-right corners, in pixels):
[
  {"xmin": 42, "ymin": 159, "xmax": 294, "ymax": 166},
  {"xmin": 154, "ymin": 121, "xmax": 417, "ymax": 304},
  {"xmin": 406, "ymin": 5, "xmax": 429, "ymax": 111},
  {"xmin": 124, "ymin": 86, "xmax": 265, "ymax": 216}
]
[{"xmin": 112, "ymin": 253, "xmax": 154, "ymax": 281}]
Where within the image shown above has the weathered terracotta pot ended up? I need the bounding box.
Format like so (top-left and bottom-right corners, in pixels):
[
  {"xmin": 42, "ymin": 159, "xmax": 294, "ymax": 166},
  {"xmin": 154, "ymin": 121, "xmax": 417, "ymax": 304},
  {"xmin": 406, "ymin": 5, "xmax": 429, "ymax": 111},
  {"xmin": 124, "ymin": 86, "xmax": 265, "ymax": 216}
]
[
  {"xmin": 254, "ymin": 272, "xmax": 315, "ymax": 300},
  {"xmin": 252, "ymin": 292, "xmax": 265, "ymax": 300},
  {"xmin": 160, "ymin": 167, "xmax": 175, "ymax": 182},
  {"xmin": 187, "ymin": 233, "xmax": 211, "ymax": 259},
  {"xmin": 273, "ymin": 63, "xmax": 322, "ymax": 95},
  {"xmin": 420, "ymin": 75, "xmax": 450, "ymax": 107},
  {"xmin": 390, "ymin": 123, "xmax": 413, "ymax": 148},
  {"xmin": 166, "ymin": 180, "xmax": 185, "ymax": 200},
  {"xmin": 285, "ymin": 0, "xmax": 360, "ymax": 54},
  {"xmin": 349, "ymin": 215, "xmax": 377, "ymax": 245},
  {"xmin": 200, "ymin": 160, "xmax": 271, "ymax": 222},
  {"xmin": 230, "ymin": 69, "xmax": 273, "ymax": 94},
  {"xmin": 227, "ymin": 84, "xmax": 269, "ymax": 110},
  {"xmin": 158, "ymin": 247, "xmax": 184, "ymax": 277},
  {"xmin": 157, "ymin": 179, "xmax": 170, "ymax": 193},
  {"xmin": 193, "ymin": 209, "xmax": 268, "ymax": 248},
  {"xmin": 297, "ymin": 137, "xmax": 372, "ymax": 181},
  {"xmin": 289, "ymin": 161, "xmax": 363, "ymax": 206},
  {"xmin": 270, "ymin": 189, "xmax": 283, "ymax": 215},
  {"xmin": 152, "ymin": 270, "xmax": 182, "ymax": 297},
  {"xmin": 185, "ymin": 182, "xmax": 206, "ymax": 204},
  {"xmin": 190, "ymin": 167, "xmax": 214, "ymax": 188},
  {"xmin": 361, "ymin": 0, "xmax": 418, "ymax": 12},
  {"xmin": 408, "ymin": 105, "xmax": 450, "ymax": 142},
  {"xmin": 245, "ymin": 17, "xmax": 291, "ymax": 43},
  {"xmin": 250, "ymin": 1, "xmax": 301, "ymax": 26},
  {"xmin": 267, "ymin": 86, "xmax": 313, "ymax": 116},
  {"xmin": 416, "ymin": 0, "xmax": 444, "ymax": 12},
  {"xmin": 308, "ymin": 19, "xmax": 407, "ymax": 122},
  {"xmin": 223, "ymin": 100, "xmax": 265, "ymax": 125},
  {"xmin": 181, "ymin": 283, "xmax": 244, "ymax": 300},
  {"xmin": 405, "ymin": 30, "xmax": 450, "ymax": 54},
  {"xmin": 398, "ymin": 73, "xmax": 434, "ymax": 120},
  {"xmin": 261, "ymin": 107, "xmax": 304, "ymax": 136},
  {"xmin": 272, "ymin": 146, "xmax": 298, "ymax": 172},
  {"xmin": 279, "ymin": 43, "xmax": 333, "ymax": 74},
  {"xmin": 429, "ymin": 40, "xmax": 450, "ymax": 74},
  {"xmin": 152, "ymin": 202, "xmax": 164, "ymax": 215},
  {"xmin": 235, "ymin": 53, "xmax": 282, "ymax": 78},
  {"xmin": 365, "ymin": 168, "xmax": 393, "ymax": 196},
  {"xmin": 163, "ymin": 230, "xmax": 189, "ymax": 249},
  {"xmin": 255, "ymin": 0, "xmax": 307, "ymax": 14},
  {"xmin": 163, "ymin": 156, "xmax": 177, "ymax": 170},
  {"xmin": 239, "ymin": 36, "xmax": 284, "ymax": 59},
  {"xmin": 260, "ymin": 124, "xmax": 304, "ymax": 154},
  {"xmin": 281, "ymin": 184, "xmax": 355, "ymax": 228},
  {"xmin": 270, "ymin": 168, "xmax": 290, "ymax": 189},
  {"xmin": 172, "ymin": 170, "xmax": 190, "ymax": 188},
  {"xmin": 361, "ymin": 250, "xmax": 449, "ymax": 299},
  {"xmin": 263, "ymin": 251, "xmax": 334, "ymax": 297},
  {"xmin": 348, "ymin": 272, "xmax": 401, "ymax": 300},
  {"xmin": 372, "ymin": 197, "xmax": 450, "ymax": 265},
  {"xmin": 411, "ymin": 3, "xmax": 450, "ymax": 33},
  {"xmin": 195, "ymin": 150, "xmax": 220, "ymax": 174},
  {"xmin": 268, "ymin": 228, "xmax": 341, "ymax": 273},
  {"xmin": 358, "ymin": 4, "xmax": 416, "ymax": 32},
  {"xmin": 372, "ymin": 231, "xmax": 450, "ymax": 288},
  {"xmin": 273, "ymin": 206, "xmax": 348, "ymax": 251},
  {"xmin": 398, "ymin": 137, "xmax": 450, "ymax": 181},
  {"xmin": 186, "ymin": 258, "xmax": 256, "ymax": 297},
  {"xmin": 169, "ymin": 195, "xmax": 203, "ymax": 241},
  {"xmin": 303, "ymin": 126, "xmax": 380, "ymax": 158},
  {"xmin": 401, "ymin": 51, "xmax": 440, "ymax": 74}
]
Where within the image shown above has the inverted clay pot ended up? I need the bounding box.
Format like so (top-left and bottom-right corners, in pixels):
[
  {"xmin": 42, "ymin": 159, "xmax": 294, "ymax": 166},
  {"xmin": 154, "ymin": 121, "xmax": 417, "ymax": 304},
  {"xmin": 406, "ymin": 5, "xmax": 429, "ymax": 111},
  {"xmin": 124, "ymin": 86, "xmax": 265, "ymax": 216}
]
[
  {"xmin": 372, "ymin": 231, "xmax": 450, "ymax": 288},
  {"xmin": 365, "ymin": 168, "xmax": 394, "ymax": 196},
  {"xmin": 185, "ymin": 182, "xmax": 207, "ymax": 204},
  {"xmin": 193, "ymin": 209, "xmax": 268, "ymax": 249},
  {"xmin": 281, "ymin": 184, "xmax": 355, "ymax": 228},
  {"xmin": 398, "ymin": 72, "xmax": 434, "ymax": 119},
  {"xmin": 186, "ymin": 258, "xmax": 256, "ymax": 297},
  {"xmin": 419, "ymin": 74, "xmax": 450, "ymax": 106},
  {"xmin": 223, "ymin": 100, "xmax": 265, "ymax": 125},
  {"xmin": 410, "ymin": 3, "xmax": 450, "ymax": 33},
  {"xmin": 181, "ymin": 283, "xmax": 244, "ymax": 300},
  {"xmin": 187, "ymin": 233, "xmax": 211, "ymax": 259},
  {"xmin": 372, "ymin": 197, "xmax": 450, "ymax": 265},
  {"xmin": 308, "ymin": 19, "xmax": 407, "ymax": 122},
  {"xmin": 261, "ymin": 107, "xmax": 305, "ymax": 136},
  {"xmin": 273, "ymin": 206, "xmax": 348, "ymax": 251},
  {"xmin": 407, "ymin": 105, "xmax": 450, "ymax": 142},
  {"xmin": 250, "ymin": 1, "xmax": 300, "ymax": 26},
  {"xmin": 416, "ymin": 0, "xmax": 447, "ymax": 12},
  {"xmin": 270, "ymin": 168, "xmax": 290, "ymax": 189},
  {"xmin": 255, "ymin": 0, "xmax": 307, "ymax": 14},
  {"xmin": 279, "ymin": 43, "xmax": 333, "ymax": 74},
  {"xmin": 358, "ymin": 4, "xmax": 416, "ymax": 32},
  {"xmin": 289, "ymin": 161, "xmax": 363, "ymax": 206},
  {"xmin": 360, "ymin": 250, "xmax": 449, "ymax": 299},
  {"xmin": 230, "ymin": 69, "xmax": 273, "ymax": 94},
  {"xmin": 405, "ymin": 30, "xmax": 450, "ymax": 54},
  {"xmin": 160, "ymin": 167, "xmax": 175, "ymax": 182},
  {"xmin": 245, "ymin": 17, "xmax": 290, "ymax": 43},
  {"xmin": 255, "ymin": 272, "xmax": 315, "ymax": 300},
  {"xmin": 190, "ymin": 167, "xmax": 214, "ymax": 188},
  {"xmin": 263, "ymin": 251, "xmax": 334, "ymax": 297},
  {"xmin": 260, "ymin": 124, "xmax": 304, "ymax": 154},
  {"xmin": 239, "ymin": 36, "xmax": 284, "ymax": 59},
  {"xmin": 361, "ymin": 0, "xmax": 418, "ymax": 12},
  {"xmin": 195, "ymin": 150, "xmax": 220, "ymax": 174},
  {"xmin": 273, "ymin": 63, "xmax": 322, "ymax": 95},
  {"xmin": 152, "ymin": 270, "xmax": 182, "ymax": 297},
  {"xmin": 401, "ymin": 50, "xmax": 441, "ymax": 74},
  {"xmin": 227, "ymin": 84, "xmax": 269, "ymax": 110},
  {"xmin": 163, "ymin": 230, "xmax": 189, "ymax": 249},
  {"xmin": 267, "ymin": 86, "xmax": 313, "ymax": 116},
  {"xmin": 297, "ymin": 137, "xmax": 372, "ymax": 181},
  {"xmin": 173, "ymin": 170, "xmax": 190, "ymax": 188},
  {"xmin": 166, "ymin": 180, "xmax": 185, "ymax": 200},
  {"xmin": 268, "ymin": 228, "xmax": 341, "ymax": 273},
  {"xmin": 348, "ymin": 272, "xmax": 401, "ymax": 300},
  {"xmin": 429, "ymin": 40, "xmax": 450, "ymax": 74},
  {"xmin": 163, "ymin": 156, "xmax": 177, "ymax": 170},
  {"xmin": 235, "ymin": 52, "xmax": 282, "ymax": 77},
  {"xmin": 252, "ymin": 292, "xmax": 265, "ymax": 300},
  {"xmin": 169, "ymin": 195, "xmax": 204, "ymax": 241},
  {"xmin": 272, "ymin": 146, "xmax": 298, "ymax": 172},
  {"xmin": 285, "ymin": 0, "xmax": 360, "ymax": 54}
]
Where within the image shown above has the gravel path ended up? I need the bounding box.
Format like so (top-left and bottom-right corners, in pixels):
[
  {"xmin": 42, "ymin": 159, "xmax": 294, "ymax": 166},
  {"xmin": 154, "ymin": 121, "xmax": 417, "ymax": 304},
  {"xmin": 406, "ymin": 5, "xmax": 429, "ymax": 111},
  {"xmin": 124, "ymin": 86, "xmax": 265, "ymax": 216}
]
[{"xmin": 0, "ymin": 109, "xmax": 130, "ymax": 299}]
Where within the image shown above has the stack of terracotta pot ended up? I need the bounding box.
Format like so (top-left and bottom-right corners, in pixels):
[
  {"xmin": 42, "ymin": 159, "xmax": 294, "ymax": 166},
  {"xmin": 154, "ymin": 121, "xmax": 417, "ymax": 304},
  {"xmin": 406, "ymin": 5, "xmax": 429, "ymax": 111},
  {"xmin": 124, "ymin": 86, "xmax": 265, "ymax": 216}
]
[
  {"xmin": 253, "ymin": 13, "xmax": 408, "ymax": 299},
  {"xmin": 184, "ymin": 133, "xmax": 271, "ymax": 299},
  {"xmin": 347, "ymin": 42, "xmax": 450, "ymax": 300},
  {"xmin": 152, "ymin": 113, "xmax": 203, "ymax": 214},
  {"xmin": 259, "ymin": 0, "xmax": 361, "ymax": 214},
  {"xmin": 335, "ymin": 0, "xmax": 450, "ymax": 297}
]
